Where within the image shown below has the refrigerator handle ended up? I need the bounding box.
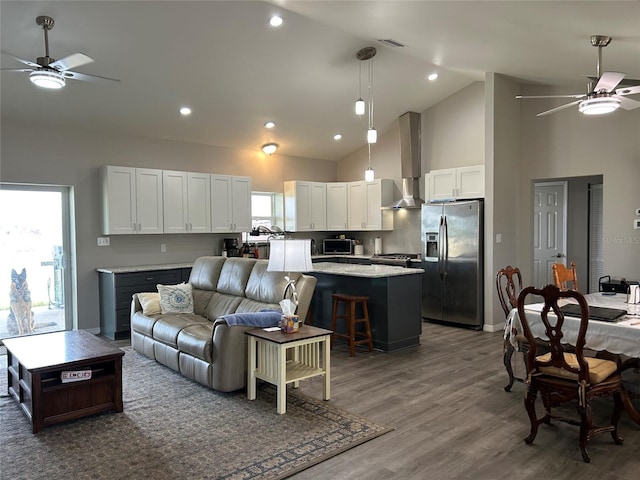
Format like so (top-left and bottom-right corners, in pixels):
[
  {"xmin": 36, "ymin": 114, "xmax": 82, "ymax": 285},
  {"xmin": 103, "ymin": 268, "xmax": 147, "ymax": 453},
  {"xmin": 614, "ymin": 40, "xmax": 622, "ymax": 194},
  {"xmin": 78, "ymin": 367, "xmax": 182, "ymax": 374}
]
[
  {"xmin": 443, "ymin": 215, "xmax": 449, "ymax": 276},
  {"xmin": 438, "ymin": 216, "xmax": 445, "ymax": 278}
]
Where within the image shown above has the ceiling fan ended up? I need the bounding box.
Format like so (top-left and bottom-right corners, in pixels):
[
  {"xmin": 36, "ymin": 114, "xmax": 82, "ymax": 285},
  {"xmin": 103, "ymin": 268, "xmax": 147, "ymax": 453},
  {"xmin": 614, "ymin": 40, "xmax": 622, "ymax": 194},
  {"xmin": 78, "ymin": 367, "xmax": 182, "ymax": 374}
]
[
  {"xmin": 1, "ymin": 15, "xmax": 120, "ymax": 90},
  {"xmin": 516, "ymin": 35, "xmax": 640, "ymax": 117}
]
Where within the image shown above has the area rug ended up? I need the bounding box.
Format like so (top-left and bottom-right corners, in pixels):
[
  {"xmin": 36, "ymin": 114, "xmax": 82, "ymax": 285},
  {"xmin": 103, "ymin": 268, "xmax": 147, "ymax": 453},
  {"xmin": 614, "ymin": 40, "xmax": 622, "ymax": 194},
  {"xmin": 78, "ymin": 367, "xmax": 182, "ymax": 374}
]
[{"xmin": 0, "ymin": 347, "xmax": 391, "ymax": 479}]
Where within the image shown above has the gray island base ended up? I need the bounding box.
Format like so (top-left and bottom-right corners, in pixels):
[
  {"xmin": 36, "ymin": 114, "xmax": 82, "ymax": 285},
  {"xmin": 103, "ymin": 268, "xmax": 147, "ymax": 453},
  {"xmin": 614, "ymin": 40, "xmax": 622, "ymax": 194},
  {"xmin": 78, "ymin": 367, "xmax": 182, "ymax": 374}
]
[{"xmin": 308, "ymin": 263, "xmax": 423, "ymax": 352}]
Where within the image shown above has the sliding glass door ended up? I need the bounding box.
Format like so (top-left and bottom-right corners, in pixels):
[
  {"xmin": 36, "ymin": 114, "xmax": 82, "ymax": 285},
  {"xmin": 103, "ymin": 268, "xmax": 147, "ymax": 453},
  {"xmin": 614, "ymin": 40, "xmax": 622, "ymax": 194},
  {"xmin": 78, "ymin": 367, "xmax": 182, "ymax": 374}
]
[{"xmin": 0, "ymin": 185, "xmax": 73, "ymax": 340}]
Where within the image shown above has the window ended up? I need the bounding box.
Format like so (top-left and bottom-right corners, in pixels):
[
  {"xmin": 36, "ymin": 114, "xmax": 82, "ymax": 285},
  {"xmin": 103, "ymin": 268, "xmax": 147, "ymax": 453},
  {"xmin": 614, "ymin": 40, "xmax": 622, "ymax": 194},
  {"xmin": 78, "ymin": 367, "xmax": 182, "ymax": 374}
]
[{"xmin": 243, "ymin": 192, "xmax": 284, "ymax": 242}]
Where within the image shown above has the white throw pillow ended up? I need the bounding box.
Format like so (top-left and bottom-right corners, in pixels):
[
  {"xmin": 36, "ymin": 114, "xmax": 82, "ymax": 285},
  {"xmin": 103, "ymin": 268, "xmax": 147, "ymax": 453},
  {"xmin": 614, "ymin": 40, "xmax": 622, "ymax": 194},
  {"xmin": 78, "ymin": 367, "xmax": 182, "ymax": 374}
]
[
  {"xmin": 138, "ymin": 292, "xmax": 162, "ymax": 316},
  {"xmin": 157, "ymin": 283, "xmax": 194, "ymax": 314}
]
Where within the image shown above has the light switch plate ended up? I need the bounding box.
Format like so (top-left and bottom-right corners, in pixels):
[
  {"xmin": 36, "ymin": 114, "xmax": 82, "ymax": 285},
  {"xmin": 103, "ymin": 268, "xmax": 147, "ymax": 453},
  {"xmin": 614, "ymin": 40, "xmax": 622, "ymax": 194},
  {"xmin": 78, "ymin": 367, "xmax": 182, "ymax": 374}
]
[
  {"xmin": 636, "ymin": 208, "xmax": 640, "ymax": 216},
  {"xmin": 634, "ymin": 219, "xmax": 640, "ymax": 230}
]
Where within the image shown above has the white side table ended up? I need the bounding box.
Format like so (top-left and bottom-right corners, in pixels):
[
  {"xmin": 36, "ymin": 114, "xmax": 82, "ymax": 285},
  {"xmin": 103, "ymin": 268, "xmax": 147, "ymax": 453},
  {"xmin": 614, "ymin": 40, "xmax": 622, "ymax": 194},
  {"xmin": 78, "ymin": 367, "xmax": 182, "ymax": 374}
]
[{"xmin": 246, "ymin": 325, "xmax": 331, "ymax": 414}]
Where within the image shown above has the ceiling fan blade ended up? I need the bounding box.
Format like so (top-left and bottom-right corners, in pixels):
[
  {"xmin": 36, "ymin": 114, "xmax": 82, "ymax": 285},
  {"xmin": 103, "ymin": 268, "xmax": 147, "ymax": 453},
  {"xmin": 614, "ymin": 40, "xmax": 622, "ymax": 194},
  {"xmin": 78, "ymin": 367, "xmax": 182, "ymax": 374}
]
[
  {"xmin": 617, "ymin": 96, "xmax": 640, "ymax": 111},
  {"xmin": 616, "ymin": 85, "xmax": 640, "ymax": 96},
  {"xmin": 62, "ymin": 70, "xmax": 121, "ymax": 84},
  {"xmin": 593, "ymin": 72, "xmax": 625, "ymax": 93},
  {"xmin": 536, "ymin": 100, "xmax": 582, "ymax": 117},
  {"xmin": 516, "ymin": 94, "xmax": 585, "ymax": 99},
  {"xmin": 588, "ymin": 75, "xmax": 640, "ymax": 87},
  {"xmin": 49, "ymin": 53, "xmax": 94, "ymax": 71},
  {"xmin": 1, "ymin": 68, "xmax": 35, "ymax": 73},
  {"xmin": 1, "ymin": 50, "xmax": 40, "ymax": 68}
]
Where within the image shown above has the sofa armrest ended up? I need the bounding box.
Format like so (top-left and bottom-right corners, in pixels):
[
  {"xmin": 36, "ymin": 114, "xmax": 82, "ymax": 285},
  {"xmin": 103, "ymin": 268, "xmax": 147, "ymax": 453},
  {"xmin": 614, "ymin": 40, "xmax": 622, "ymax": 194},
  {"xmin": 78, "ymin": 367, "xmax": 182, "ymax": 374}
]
[
  {"xmin": 131, "ymin": 293, "xmax": 143, "ymax": 317},
  {"xmin": 294, "ymin": 274, "xmax": 317, "ymax": 322},
  {"xmin": 210, "ymin": 320, "xmax": 255, "ymax": 392}
]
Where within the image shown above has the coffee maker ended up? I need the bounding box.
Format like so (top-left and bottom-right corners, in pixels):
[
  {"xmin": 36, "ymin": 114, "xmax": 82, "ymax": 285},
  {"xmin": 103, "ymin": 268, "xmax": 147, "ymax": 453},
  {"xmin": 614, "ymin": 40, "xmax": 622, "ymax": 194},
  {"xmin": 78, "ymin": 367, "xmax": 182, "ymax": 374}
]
[{"xmin": 223, "ymin": 238, "xmax": 241, "ymax": 257}]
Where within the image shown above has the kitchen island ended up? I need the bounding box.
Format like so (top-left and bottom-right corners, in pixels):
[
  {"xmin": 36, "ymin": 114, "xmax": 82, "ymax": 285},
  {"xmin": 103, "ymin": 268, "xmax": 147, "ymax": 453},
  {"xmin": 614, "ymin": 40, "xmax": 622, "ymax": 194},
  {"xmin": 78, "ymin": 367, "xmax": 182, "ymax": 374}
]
[{"xmin": 307, "ymin": 263, "xmax": 424, "ymax": 352}]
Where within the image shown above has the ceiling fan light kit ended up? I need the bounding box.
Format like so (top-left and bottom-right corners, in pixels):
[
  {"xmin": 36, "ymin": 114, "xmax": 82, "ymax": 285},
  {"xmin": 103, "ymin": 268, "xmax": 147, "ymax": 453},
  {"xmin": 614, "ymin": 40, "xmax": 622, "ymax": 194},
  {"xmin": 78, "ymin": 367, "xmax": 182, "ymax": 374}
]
[
  {"xmin": 29, "ymin": 68, "xmax": 65, "ymax": 89},
  {"xmin": 578, "ymin": 96, "xmax": 621, "ymax": 115}
]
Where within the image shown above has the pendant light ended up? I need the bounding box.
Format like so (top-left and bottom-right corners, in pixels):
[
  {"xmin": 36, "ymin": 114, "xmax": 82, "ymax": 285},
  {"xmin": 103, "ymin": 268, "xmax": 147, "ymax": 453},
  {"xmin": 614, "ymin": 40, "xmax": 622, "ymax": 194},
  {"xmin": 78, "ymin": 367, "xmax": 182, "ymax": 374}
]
[
  {"xmin": 364, "ymin": 143, "xmax": 375, "ymax": 182},
  {"xmin": 355, "ymin": 60, "xmax": 365, "ymax": 115},
  {"xmin": 356, "ymin": 47, "xmax": 378, "ymax": 144}
]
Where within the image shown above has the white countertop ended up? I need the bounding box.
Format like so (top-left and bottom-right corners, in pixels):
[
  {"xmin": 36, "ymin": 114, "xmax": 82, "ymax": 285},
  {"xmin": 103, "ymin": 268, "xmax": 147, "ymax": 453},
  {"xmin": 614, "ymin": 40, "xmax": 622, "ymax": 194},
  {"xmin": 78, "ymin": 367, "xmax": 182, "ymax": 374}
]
[
  {"xmin": 96, "ymin": 263, "xmax": 194, "ymax": 274},
  {"xmin": 309, "ymin": 262, "xmax": 423, "ymax": 278}
]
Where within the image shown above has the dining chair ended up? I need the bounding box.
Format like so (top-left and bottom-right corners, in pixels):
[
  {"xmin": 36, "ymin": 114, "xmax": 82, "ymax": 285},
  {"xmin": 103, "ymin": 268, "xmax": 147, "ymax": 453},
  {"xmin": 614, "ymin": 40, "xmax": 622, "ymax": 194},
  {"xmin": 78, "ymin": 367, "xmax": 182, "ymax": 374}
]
[
  {"xmin": 517, "ymin": 284, "xmax": 625, "ymax": 463},
  {"xmin": 552, "ymin": 261, "xmax": 579, "ymax": 292},
  {"xmin": 496, "ymin": 266, "xmax": 526, "ymax": 392}
]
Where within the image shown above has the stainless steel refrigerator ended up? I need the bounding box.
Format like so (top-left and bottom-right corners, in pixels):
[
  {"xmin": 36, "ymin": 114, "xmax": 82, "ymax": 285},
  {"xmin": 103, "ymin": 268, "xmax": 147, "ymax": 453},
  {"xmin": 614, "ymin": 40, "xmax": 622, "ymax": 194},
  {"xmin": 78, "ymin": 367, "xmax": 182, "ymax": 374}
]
[{"xmin": 421, "ymin": 200, "xmax": 484, "ymax": 329}]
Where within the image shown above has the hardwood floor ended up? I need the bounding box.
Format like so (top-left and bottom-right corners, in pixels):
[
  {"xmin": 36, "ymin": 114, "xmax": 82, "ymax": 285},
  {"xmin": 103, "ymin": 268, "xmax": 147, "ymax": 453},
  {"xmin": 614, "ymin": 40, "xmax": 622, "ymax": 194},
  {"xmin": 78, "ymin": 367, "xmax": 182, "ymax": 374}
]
[{"xmin": 291, "ymin": 321, "xmax": 640, "ymax": 480}]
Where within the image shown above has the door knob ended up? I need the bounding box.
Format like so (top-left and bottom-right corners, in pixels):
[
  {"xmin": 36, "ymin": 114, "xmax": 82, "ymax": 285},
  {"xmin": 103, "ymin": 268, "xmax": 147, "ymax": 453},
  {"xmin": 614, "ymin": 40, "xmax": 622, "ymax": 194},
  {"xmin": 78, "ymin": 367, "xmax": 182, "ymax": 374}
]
[{"xmin": 554, "ymin": 253, "xmax": 564, "ymax": 258}]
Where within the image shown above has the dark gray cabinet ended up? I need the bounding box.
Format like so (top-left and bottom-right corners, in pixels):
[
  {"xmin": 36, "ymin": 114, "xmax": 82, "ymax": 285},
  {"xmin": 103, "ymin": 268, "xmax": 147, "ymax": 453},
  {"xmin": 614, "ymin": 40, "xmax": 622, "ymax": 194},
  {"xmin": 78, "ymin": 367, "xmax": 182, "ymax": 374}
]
[{"xmin": 98, "ymin": 267, "xmax": 191, "ymax": 340}]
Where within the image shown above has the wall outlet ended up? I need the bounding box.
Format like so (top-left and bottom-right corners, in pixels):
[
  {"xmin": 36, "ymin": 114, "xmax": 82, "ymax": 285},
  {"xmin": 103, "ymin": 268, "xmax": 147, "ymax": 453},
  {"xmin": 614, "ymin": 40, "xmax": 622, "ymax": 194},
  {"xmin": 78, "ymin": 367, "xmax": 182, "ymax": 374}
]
[
  {"xmin": 97, "ymin": 237, "xmax": 110, "ymax": 246},
  {"xmin": 636, "ymin": 208, "xmax": 640, "ymax": 216},
  {"xmin": 495, "ymin": 233, "xmax": 502, "ymax": 244},
  {"xmin": 634, "ymin": 219, "xmax": 640, "ymax": 230},
  {"xmin": 161, "ymin": 244, "xmax": 167, "ymax": 252}
]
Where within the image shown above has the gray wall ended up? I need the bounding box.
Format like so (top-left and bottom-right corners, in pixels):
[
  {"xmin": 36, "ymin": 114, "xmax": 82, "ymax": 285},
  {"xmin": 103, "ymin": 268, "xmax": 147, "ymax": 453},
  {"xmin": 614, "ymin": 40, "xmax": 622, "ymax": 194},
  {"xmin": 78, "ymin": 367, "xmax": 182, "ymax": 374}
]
[{"xmin": 0, "ymin": 120, "xmax": 337, "ymax": 332}]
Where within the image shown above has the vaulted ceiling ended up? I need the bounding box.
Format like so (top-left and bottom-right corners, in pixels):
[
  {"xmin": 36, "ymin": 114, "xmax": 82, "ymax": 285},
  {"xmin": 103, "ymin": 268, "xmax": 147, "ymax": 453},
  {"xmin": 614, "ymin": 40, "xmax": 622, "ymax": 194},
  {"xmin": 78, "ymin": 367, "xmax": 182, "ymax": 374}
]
[{"xmin": 1, "ymin": 1, "xmax": 638, "ymax": 161}]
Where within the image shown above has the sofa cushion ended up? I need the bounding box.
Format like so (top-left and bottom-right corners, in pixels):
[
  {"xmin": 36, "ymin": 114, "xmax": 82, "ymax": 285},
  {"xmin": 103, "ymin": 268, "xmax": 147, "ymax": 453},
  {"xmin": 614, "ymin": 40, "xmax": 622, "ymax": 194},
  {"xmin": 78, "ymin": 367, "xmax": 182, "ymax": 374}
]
[
  {"xmin": 202, "ymin": 292, "xmax": 243, "ymax": 320},
  {"xmin": 178, "ymin": 323, "xmax": 214, "ymax": 362},
  {"xmin": 131, "ymin": 310, "xmax": 161, "ymax": 336},
  {"xmin": 244, "ymin": 260, "xmax": 294, "ymax": 304},
  {"xmin": 216, "ymin": 258, "xmax": 255, "ymax": 296},
  {"xmin": 138, "ymin": 292, "xmax": 162, "ymax": 316},
  {"xmin": 192, "ymin": 289, "xmax": 214, "ymax": 316},
  {"xmin": 189, "ymin": 256, "xmax": 225, "ymax": 291},
  {"xmin": 236, "ymin": 298, "xmax": 282, "ymax": 315},
  {"xmin": 158, "ymin": 283, "xmax": 194, "ymax": 314},
  {"xmin": 152, "ymin": 314, "xmax": 208, "ymax": 348}
]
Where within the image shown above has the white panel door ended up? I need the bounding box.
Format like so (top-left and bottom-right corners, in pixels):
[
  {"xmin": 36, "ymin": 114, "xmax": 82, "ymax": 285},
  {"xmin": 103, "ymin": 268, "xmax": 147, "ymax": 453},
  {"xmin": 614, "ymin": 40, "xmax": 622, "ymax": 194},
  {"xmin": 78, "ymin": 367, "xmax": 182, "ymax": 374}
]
[
  {"xmin": 326, "ymin": 182, "xmax": 348, "ymax": 230},
  {"xmin": 187, "ymin": 172, "xmax": 211, "ymax": 233},
  {"xmin": 211, "ymin": 174, "xmax": 233, "ymax": 232},
  {"xmin": 231, "ymin": 176, "xmax": 252, "ymax": 232},
  {"xmin": 135, "ymin": 168, "xmax": 164, "ymax": 234},
  {"xmin": 309, "ymin": 182, "xmax": 327, "ymax": 230},
  {"xmin": 163, "ymin": 170, "xmax": 188, "ymax": 233},
  {"xmin": 347, "ymin": 181, "xmax": 365, "ymax": 230},
  {"xmin": 102, "ymin": 165, "xmax": 136, "ymax": 235},
  {"xmin": 533, "ymin": 182, "xmax": 567, "ymax": 288}
]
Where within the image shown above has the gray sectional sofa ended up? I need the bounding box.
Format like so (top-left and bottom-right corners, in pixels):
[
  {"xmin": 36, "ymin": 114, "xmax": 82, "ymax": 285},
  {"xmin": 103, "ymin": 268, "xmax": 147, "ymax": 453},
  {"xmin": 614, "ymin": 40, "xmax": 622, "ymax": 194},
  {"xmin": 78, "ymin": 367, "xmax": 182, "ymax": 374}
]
[{"xmin": 130, "ymin": 256, "xmax": 317, "ymax": 392}]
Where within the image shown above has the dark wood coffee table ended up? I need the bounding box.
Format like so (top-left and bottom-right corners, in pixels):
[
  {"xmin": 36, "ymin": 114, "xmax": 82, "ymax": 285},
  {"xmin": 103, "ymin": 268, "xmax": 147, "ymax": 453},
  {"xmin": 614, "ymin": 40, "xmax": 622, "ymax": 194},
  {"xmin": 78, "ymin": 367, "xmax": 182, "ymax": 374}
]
[{"xmin": 4, "ymin": 329, "xmax": 125, "ymax": 433}]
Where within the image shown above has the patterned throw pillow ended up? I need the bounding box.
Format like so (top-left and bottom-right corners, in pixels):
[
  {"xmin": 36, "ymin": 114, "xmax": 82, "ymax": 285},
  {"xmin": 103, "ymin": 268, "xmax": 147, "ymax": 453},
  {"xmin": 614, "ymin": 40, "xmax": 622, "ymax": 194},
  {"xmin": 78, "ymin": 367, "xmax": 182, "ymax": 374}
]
[
  {"xmin": 137, "ymin": 292, "xmax": 162, "ymax": 316},
  {"xmin": 157, "ymin": 283, "xmax": 194, "ymax": 314}
]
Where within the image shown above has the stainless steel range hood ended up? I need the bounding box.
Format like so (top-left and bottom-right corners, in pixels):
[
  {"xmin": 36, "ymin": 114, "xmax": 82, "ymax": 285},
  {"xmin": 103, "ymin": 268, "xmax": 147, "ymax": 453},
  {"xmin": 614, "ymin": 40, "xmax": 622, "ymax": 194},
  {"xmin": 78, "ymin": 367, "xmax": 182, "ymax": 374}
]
[{"xmin": 382, "ymin": 111, "xmax": 424, "ymax": 210}]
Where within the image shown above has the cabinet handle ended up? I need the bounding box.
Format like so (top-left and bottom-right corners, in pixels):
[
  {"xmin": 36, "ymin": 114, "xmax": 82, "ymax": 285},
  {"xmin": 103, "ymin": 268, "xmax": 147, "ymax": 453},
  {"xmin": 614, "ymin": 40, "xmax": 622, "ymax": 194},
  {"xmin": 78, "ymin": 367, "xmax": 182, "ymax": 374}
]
[
  {"xmin": 189, "ymin": 223, "xmax": 192, "ymax": 231},
  {"xmin": 138, "ymin": 223, "xmax": 142, "ymax": 231},
  {"xmin": 185, "ymin": 223, "xmax": 189, "ymax": 231},
  {"xmin": 146, "ymin": 277, "xmax": 154, "ymax": 281},
  {"xmin": 132, "ymin": 223, "xmax": 137, "ymax": 232}
]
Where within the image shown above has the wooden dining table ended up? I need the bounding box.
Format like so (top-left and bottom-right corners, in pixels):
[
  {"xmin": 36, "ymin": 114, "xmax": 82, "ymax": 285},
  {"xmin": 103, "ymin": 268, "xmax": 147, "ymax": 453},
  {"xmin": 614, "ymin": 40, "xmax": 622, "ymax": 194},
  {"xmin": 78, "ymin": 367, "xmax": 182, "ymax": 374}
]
[{"xmin": 507, "ymin": 292, "xmax": 640, "ymax": 425}]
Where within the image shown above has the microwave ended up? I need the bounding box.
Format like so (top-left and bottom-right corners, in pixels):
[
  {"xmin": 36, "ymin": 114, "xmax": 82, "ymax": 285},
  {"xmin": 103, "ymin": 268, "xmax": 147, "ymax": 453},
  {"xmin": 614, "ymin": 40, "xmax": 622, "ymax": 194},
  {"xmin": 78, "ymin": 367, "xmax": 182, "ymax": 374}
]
[{"xmin": 323, "ymin": 239, "xmax": 353, "ymax": 255}]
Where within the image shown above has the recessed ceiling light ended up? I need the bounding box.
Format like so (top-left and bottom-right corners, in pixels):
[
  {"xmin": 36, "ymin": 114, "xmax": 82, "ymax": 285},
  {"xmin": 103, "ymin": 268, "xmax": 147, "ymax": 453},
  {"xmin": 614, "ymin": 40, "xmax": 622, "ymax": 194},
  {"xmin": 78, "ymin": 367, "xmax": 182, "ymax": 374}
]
[
  {"xmin": 264, "ymin": 121, "xmax": 276, "ymax": 129},
  {"xmin": 179, "ymin": 107, "xmax": 192, "ymax": 116},
  {"xmin": 333, "ymin": 134, "xmax": 342, "ymax": 141},
  {"xmin": 428, "ymin": 73, "xmax": 438, "ymax": 81},
  {"xmin": 269, "ymin": 16, "xmax": 283, "ymax": 27}
]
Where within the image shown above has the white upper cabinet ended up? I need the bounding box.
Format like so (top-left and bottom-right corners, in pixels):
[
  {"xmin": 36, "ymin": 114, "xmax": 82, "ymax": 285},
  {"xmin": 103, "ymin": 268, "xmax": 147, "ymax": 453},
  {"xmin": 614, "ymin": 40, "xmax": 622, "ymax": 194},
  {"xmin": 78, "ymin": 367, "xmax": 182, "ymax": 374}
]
[
  {"xmin": 211, "ymin": 174, "xmax": 252, "ymax": 233},
  {"xmin": 101, "ymin": 166, "xmax": 163, "ymax": 235},
  {"xmin": 284, "ymin": 181, "xmax": 327, "ymax": 232},
  {"xmin": 426, "ymin": 165, "xmax": 485, "ymax": 201},
  {"xmin": 347, "ymin": 179, "xmax": 394, "ymax": 231},
  {"xmin": 326, "ymin": 182, "xmax": 348, "ymax": 231},
  {"xmin": 163, "ymin": 171, "xmax": 211, "ymax": 234}
]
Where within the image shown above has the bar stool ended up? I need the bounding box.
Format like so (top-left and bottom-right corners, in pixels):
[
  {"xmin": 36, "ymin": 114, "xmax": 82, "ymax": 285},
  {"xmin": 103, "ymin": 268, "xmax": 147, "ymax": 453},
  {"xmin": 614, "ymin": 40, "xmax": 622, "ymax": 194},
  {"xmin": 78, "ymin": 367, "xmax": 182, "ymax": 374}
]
[{"xmin": 330, "ymin": 293, "xmax": 373, "ymax": 357}]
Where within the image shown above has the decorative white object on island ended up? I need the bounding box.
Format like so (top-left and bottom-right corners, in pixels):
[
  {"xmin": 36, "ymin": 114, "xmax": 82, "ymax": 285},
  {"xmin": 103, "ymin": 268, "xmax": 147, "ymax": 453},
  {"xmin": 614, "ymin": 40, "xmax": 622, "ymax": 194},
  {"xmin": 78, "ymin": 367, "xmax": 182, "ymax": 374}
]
[
  {"xmin": 101, "ymin": 165, "xmax": 164, "ymax": 235},
  {"xmin": 425, "ymin": 164, "xmax": 485, "ymax": 201}
]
